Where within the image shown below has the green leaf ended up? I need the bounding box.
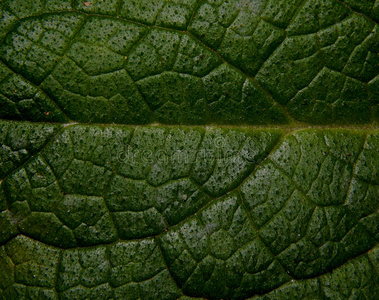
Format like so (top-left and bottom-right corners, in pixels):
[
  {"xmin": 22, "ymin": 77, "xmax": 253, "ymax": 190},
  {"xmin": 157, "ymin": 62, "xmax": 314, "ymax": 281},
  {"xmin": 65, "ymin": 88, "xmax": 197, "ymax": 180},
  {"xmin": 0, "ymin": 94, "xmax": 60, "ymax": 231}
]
[
  {"xmin": 0, "ymin": 0, "xmax": 378, "ymax": 124},
  {"xmin": 0, "ymin": 122, "xmax": 378, "ymax": 298},
  {"xmin": 0, "ymin": 0, "xmax": 378, "ymax": 299}
]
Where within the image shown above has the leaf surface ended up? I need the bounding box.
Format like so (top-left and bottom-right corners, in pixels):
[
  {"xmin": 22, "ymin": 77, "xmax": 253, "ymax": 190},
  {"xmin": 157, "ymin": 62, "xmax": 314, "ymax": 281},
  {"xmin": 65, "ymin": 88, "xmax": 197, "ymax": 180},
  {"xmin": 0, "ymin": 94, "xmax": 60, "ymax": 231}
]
[
  {"xmin": 0, "ymin": 0, "xmax": 379, "ymax": 299},
  {"xmin": 1, "ymin": 0, "xmax": 378, "ymax": 124},
  {"xmin": 0, "ymin": 122, "xmax": 378, "ymax": 298}
]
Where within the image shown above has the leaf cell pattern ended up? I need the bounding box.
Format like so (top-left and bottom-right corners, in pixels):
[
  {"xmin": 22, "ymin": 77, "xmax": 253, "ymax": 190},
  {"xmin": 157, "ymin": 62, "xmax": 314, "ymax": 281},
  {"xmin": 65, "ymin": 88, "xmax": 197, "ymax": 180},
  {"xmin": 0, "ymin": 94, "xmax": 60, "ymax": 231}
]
[
  {"xmin": 0, "ymin": 121, "xmax": 378, "ymax": 299},
  {"xmin": 0, "ymin": 0, "xmax": 378, "ymax": 124},
  {"xmin": 1, "ymin": 0, "xmax": 379, "ymax": 299}
]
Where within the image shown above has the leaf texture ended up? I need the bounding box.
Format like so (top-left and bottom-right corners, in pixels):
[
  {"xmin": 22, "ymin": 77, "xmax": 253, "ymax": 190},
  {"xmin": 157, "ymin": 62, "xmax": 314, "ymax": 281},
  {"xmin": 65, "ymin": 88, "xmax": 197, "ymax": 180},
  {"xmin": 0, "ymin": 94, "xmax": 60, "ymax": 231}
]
[
  {"xmin": 0, "ymin": 121, "xmax": 378, "ymax": 299},
  {"xmin": 0, "ymin": 0, "xmax": 379, "ymax": 299},
  {"xmin": 0, "ymin": 0, "xmax": 378, "ymax": 124}
]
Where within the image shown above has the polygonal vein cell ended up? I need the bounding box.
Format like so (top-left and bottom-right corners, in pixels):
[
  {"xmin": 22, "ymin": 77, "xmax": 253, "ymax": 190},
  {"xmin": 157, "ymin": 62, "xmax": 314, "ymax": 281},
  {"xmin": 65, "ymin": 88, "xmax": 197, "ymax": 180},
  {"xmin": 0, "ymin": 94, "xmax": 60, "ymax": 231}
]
[
  {"xmin": 0, "ymin": 62, "xmax": 70, "ymax": 122},
  {"xmin": 0, "ymin": 10, "xmax": 288, "ymax": 125},
  {"xmin": 1, "ymin": 0, "xmax": 377, "ymax": 125},
  {"xmin": 1, "ymin": 121, "xmax": 379, "ymax": 299},
  {"xmin": 0, "ymin": 121, "xmax": 61, "ymax": 180},
  {"xmin": 1, "ymin": 235, "xmax": 378, "ymax": 299},
  {"xmin": 241, "ymin": 129, "xmax": 378, "ymax": 280},
  {"xmin": 159, "ymin": 192, "xmax": 290, "ymax": 299},
  {"xmin": 0, "ymin": 235, "xmax": 182, "ymax": 299},
  {"xmin": 0, "ymin": 122, "xmax": 283, "ymax": 247}
]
